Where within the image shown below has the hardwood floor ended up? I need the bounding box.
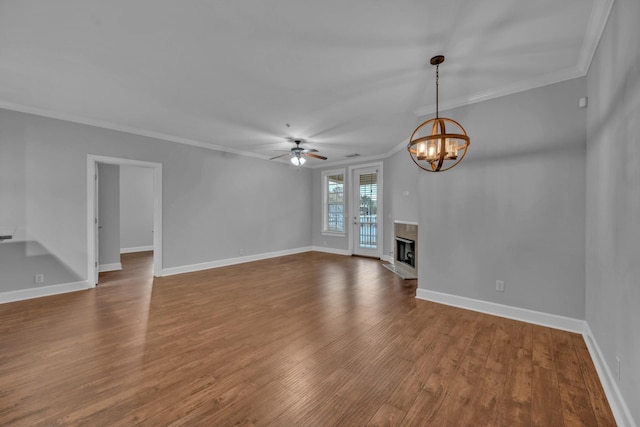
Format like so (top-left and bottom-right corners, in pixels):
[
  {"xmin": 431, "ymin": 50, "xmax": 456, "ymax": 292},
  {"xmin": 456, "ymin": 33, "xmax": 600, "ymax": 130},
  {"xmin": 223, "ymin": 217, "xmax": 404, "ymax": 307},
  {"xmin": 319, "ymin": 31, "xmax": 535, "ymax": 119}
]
[
  {"xmin": 98, "ymin": 251, "xmax": 155, "ymax": 286},
  {"xmin": 0, "ymin": 252, "xmax": 615, "ymax": 426}
]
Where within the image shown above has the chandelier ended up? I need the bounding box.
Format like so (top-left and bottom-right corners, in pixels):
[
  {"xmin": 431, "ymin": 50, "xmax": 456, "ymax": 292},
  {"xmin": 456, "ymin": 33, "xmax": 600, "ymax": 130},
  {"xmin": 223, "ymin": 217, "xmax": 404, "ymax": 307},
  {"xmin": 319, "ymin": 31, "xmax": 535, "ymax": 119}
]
[{"xmin": 407, "ymin": 55, "xmax": 470, "ymax": 172}]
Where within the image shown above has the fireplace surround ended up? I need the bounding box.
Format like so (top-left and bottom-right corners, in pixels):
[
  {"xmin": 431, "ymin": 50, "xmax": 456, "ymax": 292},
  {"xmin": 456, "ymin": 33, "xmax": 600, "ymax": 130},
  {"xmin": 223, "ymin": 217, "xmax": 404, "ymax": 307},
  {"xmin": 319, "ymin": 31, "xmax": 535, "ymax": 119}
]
[{"xmin": 383, "ymin": 221, "xmax": 418, "ymax": 279}]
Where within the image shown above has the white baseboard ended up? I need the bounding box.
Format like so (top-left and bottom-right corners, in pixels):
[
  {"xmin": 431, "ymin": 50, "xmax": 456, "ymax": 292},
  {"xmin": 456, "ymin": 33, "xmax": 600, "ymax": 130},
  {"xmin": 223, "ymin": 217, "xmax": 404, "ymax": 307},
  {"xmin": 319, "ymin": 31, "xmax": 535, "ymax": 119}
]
[
  {"xmin": 416, "ymin": 288, "xmax": 585, "ymax": 333},
  {"xmin": 582, "ymin": 324, "xmax": 637, "ymax": 427},
  {"xmin": 0, "ymin": 281, "xmax": 92, "ymax": 304},
  {"xmin": 161, "ymin": 246, "xmax": 313, "ymax": 276},
  {"xmin": 381, "ymin": 254, "xmax": 394, "ymax": 263},
  {"xmin": 121, "ymin": 245, "xmax": 153, "ymax": 254},
  {"xmin": 99, "ymin": 262, "xmax": 122, "ymax": 272},
  {"xmin": 310, "ymin": 246, "xmax": 351, "ymax": 256},
  {"xmin": 416, "ymin": 288, "xmax": 636, "ymax": 427}
]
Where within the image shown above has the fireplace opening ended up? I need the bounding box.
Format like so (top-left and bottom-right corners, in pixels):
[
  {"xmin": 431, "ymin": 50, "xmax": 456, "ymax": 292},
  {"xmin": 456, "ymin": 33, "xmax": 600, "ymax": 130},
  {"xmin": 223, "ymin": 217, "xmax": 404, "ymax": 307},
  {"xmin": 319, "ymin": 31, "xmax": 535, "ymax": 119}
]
[{"xmin": 395, "ymin": 236, "xmax": 415, "ymax": 269}]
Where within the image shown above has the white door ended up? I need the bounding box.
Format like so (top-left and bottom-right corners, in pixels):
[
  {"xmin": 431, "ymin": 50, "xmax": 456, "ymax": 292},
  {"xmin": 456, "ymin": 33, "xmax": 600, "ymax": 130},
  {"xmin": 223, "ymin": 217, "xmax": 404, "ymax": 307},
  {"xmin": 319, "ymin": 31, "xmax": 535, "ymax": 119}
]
[{"xmin": 352, "ymin": 167, "xmax": 381, "ymax": 257}]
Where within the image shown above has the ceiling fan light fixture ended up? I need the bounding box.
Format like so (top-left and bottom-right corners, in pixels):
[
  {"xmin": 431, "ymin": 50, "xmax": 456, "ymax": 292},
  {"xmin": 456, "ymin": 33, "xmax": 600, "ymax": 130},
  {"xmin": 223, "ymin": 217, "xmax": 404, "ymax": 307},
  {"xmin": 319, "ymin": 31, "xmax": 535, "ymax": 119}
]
[
  {"xmin": 290, "ymin": 153, "xmax": 306, "ymax": 166},
  {"xmin": 270, "ymin": 138, "xmax": 326, "ymax": 164},
  {"xmin": 408, "ymin": 55, "xmax": 470, "ymax": 172}
]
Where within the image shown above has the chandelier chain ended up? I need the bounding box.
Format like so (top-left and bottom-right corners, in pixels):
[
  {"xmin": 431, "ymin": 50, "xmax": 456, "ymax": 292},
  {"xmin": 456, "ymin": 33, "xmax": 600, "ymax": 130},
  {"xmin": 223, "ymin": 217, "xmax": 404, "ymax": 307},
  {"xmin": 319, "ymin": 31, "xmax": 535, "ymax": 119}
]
[{"xmin": 435, "ymin": 64, "xmax": 439, "ymax": 119}]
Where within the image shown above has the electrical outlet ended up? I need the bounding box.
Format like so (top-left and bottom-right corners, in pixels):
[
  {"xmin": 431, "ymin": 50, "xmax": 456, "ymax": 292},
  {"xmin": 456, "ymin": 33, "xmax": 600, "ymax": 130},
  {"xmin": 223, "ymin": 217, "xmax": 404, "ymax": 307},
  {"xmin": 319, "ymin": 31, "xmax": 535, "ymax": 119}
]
[
  {"xmin": 616, "ymin": 356, "xmax": 621, "ymax": 381},
  {"xmin": 34, "ymin": 274, "xmax": 44, "ymax": 284},
  {"xmin": 496, "ymin": 280, "xmax": 504, "ymax": 292},
  {"xmin": 239, "ymin": 248, "xmax": 244, "ymax": 256}
]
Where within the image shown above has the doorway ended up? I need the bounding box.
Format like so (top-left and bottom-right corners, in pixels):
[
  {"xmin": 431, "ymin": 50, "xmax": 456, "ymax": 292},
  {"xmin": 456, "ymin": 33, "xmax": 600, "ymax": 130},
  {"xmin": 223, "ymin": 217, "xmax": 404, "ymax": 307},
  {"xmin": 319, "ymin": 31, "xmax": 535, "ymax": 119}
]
[
  {"xmin": 87, "ymin": 155, "xmax": 163, "ymax": 286},
  {"xmin": 350, "ymin": 163, "xmax": 383, "ymax": 258}
]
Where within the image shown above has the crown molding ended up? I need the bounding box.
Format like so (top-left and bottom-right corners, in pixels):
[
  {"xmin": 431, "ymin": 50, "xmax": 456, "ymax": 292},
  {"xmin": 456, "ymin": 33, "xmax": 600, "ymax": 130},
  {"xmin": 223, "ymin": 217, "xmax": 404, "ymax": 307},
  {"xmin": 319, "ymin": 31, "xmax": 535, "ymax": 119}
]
[
  {"xmin": 0, "ymin": 101, "xmax": 269, "ymax": 161},
  {"xmin": 387, "ymin": 138, "xmax": 410, "ymax": 157},
  {"xmin": 413, "ymin": 65, "xmax": 585, "ymax": 118},
  {"xmin": 414, "ymin": 0, "xmax": 614, "ymax": 118},
  {"xmin": 578, "ymin": 0, "xmax": 615, "ymax": 74},
  {"xmin": 308, "ymin": 152, "xmax": 389, "ymax": 169}
]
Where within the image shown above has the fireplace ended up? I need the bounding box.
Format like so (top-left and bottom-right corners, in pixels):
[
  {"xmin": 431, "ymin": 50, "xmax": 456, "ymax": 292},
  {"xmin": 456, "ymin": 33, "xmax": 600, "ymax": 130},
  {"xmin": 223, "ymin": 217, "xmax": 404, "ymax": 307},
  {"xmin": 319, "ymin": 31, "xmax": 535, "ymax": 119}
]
[
  {"xmin": 395, "ymin": 236, "xmax": 415, "ymax": 269},
  {"xmin": 383, "ymin": 221, "xmax": 418, "ymax": 279}
]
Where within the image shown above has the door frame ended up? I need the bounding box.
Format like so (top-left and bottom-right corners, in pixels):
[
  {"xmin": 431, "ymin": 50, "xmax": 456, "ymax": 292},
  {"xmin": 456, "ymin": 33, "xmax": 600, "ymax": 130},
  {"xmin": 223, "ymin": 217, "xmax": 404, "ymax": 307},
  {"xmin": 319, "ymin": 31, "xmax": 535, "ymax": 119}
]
[
  {"xmin": 348, "ymin": 162, "xmax": 383, "ymax": 258},
  {"xmin": 87, "ymin": 155, "xmax": 163, "ymax": 285}
]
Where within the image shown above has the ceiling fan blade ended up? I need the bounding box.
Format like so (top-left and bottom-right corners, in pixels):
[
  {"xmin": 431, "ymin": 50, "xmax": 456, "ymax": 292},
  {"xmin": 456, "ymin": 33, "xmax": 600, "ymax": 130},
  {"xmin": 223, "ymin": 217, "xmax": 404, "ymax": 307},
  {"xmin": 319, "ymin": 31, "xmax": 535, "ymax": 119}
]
[
  {"xmin": 269, "ymin": 153, "xmax": 290, "ymax": 160},
  {"xmin": 302, "ymin": 148, "xmax": 319, "ymax": 153},
  {"xmin": 305, "ymin": 153, "xmax": 327, "ymax": 160}
]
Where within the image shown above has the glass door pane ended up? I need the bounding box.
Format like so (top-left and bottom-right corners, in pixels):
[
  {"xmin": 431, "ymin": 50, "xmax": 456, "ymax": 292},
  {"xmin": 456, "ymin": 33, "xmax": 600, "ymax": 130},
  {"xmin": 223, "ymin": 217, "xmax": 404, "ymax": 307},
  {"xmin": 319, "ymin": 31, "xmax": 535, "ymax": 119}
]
[{"xmin": 358, "ymin": 173, "xmax": 377, "ymax": 249}]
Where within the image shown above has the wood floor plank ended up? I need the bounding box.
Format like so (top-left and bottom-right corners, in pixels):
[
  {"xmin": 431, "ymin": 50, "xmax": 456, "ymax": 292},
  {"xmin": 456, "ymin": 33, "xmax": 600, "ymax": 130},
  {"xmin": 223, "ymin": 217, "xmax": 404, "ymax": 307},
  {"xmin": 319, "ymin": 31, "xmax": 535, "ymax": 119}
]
[
  {"xmin": 495, "ymin": 321, "xmax": 534, "ymax": 426},
  {"xmin": 0, "ymin": 251, "xmax": 616, "ymax": 426},
  {"xmin": 531, "ymin": 365, "xmax": 564, "ymax": 427},
  {"xmin": 532, "ymin": 326, "xmax": 555, "ymax": 370},
  {"xmin": 570, "ymin": 334, "xmax": 617, "ymax": 426},
  {"xmin": 366, "ymin": 403, "xmax": 406, "ymax": 427},
  {"xmin": 426, "ymin": 354, "xmax": 486, "ymax": 426}
]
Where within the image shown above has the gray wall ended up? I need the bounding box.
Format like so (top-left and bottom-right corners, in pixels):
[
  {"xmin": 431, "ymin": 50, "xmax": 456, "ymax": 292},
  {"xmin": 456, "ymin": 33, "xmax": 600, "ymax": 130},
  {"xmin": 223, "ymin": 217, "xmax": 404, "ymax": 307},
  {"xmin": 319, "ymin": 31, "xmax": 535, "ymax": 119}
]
[
  {"xmin": 383, "ymin": 148, "xmax": 420, "ymax": 259},
  {"xmin": 0, "ymin": 115, "xmax": 26, "ymax": 241},
  {"xmin": 0, "ymin": 241, "xmax": 82, "ymax": 292},
  {"xmin": 97, "ymin": 163, "xmax": 121, "ymax": 267},
  {"xmin": 0, "ymin": 108, "xmax": 313, "ymax": 285},
  {"xmin": 418, "ymin": 77, "xmax": 587, "ymax": 319},
  {"xmin": 384, "ymin": 149, "xmax": 419, "ymax": 225},
  {"xmin": 586, "ymin": 0, "xmax": 640, "ymax": 423},
  {"xmin": 120, "ymin": 165, "xmax": 154, "ymax": 250}
]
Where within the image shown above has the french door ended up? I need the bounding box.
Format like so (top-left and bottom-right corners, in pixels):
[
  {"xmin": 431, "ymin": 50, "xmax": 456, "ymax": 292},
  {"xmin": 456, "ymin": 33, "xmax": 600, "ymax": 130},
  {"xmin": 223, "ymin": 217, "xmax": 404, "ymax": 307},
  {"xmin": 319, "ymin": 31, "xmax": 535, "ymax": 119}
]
[{"xmin": 352, "ymin": 165, "xmax": 382, "ymax": 258}]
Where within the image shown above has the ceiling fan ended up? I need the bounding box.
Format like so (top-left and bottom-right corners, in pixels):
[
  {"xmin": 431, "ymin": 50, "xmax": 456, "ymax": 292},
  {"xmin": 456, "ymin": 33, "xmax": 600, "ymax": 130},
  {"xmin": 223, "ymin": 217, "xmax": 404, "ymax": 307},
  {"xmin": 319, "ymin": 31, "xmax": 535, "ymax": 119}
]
[{"xmin": 269, "ymin": 138, "xmax": 327, "ymax": 166}]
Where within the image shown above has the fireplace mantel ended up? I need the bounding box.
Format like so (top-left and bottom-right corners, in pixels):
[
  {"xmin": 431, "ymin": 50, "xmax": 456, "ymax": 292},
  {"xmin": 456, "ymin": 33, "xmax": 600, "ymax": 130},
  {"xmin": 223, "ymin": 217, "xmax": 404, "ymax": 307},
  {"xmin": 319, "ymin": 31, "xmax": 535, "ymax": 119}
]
[{"xmin": 394, "ymin": 220, "xmax": 418, "ymax": 226}]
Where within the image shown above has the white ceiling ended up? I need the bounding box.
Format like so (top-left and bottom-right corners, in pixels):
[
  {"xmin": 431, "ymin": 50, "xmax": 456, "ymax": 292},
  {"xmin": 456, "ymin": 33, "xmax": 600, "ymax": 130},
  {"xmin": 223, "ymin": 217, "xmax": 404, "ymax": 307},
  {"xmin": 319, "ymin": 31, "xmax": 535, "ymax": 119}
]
[{"xmin": 0, "ymin": 0, "xmax": 612, "ymax": 166}]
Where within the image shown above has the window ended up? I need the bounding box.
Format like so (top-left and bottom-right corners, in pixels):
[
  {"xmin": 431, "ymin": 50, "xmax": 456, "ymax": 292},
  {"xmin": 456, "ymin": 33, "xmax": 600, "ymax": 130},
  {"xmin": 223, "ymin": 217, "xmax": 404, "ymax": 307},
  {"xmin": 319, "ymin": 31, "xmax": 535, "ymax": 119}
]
[{"xmin": 322, "ymin": 169, "xmax": 345, "ymax": 235}]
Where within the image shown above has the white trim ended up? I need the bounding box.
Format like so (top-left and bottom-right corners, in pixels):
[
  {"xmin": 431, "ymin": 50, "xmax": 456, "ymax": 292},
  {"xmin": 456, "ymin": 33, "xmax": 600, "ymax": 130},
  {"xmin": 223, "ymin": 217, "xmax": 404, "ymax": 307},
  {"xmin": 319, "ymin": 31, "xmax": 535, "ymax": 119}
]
[
  {"xmin": 151, "ymin": 164, "xmax": 163, "ymax": 277},
  {"xmin": 311, "ymin": 246, "xmax": 351, "ymax": 256},
  {"xmin": 0, "ymin": 281, "xmax": 91, "ymax": 304},
  {"xmin": 577, "ymin": 0, "xmax": 615, "ymax": 74},
  {"xmin": 411, "ymin": 0, "xmax": 616, "ymax": 120},
  {"xmin": 310, "ymin": 152, "xmax": 389, "ymax": 169},
  {"xmin": 121, "ymin": 245, "xmax": 154, "ymax": 254},
  {"xmin": 87, "ymin": 155, "xmax": 163, "ymax": 285},
  {"xmin": 99, "ymin": 262, "xmax": 122, "ymax": 272},
  {"xmin": 321, "ymin": 232, "xmax": 346, "ymax": 238},
  {"xmin": 160, "ymin": 246, "xmax": 313, "ymax": 276},
  {"xmin": 413, "ymin": 67, "xmax": 584, "ymax": 118},
  {"xmin": 583, "ymin": 324, "xmax": 637, "ymax": 427},
  {"xmin": 380, "ymin": 254, "xmax": 394, "ymax": 263},
  {"xmin": 411, "ymin": 0, "xmax": 618, "ymax": 120},
  {"xmin": 394, "ymin": 220, "xmax": 419, "ymax": 226},
  {"xmin": 415, "ymin": 289, "xmax": 585, "ymax": 333},
  {"xmin": 0, "ymin": 101, "xmax": 268, "ymax": 161}
]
